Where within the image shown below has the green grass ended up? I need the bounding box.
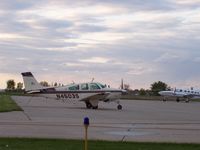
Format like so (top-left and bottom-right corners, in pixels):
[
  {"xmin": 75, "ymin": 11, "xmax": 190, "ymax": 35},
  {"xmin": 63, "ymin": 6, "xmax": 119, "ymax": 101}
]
[
  {"xmin": 0, "ymin": 94, "xmax": 22, "ymax": 112},
  {"xmin": 0, "ymin": 138, "xmax": 199, "ymax": 150}
]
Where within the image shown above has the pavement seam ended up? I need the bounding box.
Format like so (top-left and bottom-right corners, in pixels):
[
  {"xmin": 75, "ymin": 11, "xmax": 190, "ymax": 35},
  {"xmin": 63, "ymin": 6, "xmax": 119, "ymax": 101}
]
[
  {"xmin": 22, "ymin": 111, "xmax": 32, "ymax": 121},
  {"xmin": 121, "ymin": 127, "xmax": 132, "ymax": 142}
]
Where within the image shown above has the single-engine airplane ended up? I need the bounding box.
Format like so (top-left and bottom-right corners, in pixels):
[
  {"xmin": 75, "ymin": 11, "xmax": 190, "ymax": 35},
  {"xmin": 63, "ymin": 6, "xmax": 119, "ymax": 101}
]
[{"xmin": 21, "ymin": 72, "xmax": 126, "ymax": 110}]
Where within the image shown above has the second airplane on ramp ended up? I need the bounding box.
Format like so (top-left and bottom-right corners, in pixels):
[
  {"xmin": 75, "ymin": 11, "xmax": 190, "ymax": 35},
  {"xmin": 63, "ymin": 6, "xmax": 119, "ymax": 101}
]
[{"xmin": 159, "ymin": 88, "xmax": 200, "ymax": 102}]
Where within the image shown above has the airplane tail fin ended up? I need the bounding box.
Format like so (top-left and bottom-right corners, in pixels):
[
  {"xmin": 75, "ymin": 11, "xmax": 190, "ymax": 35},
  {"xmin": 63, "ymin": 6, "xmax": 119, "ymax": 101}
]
[{"xmin": 21, "ymin": 72, "xmax": 44, "ymax": 92}]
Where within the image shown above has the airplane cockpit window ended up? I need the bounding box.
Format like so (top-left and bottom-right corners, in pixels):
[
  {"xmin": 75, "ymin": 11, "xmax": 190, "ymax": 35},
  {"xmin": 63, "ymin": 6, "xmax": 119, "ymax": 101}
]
[
  {"xmin": 81, "ymin": 83, "xmax": 88, "ymax": 90},
  {"xmin": 98, "ymin": 83, "xmax": 106, "ymax": 88},
  {"xmin": 68, "ymin": 84, "xmax": 79, "ymax": 91},
  {"xmin": 90, "ymin": 83, "xmax": 101, "ymax": 90},
  {"xmin": 180, "ymin": 89, "xmax": 183, "ymax": 92}
]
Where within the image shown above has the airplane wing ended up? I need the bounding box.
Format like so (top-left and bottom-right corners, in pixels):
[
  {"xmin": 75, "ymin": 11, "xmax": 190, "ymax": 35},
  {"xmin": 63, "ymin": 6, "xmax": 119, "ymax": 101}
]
[
  {"xmin": 183, "ymin": 94, "xmax": 195, "ymax": 99},
  {"xmin": 80, "ymin": 92, "xmax": 110, "ymax": 108}
]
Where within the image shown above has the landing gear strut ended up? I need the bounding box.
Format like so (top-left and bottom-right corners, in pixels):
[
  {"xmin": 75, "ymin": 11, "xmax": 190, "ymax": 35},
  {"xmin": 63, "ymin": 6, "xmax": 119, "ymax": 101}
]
[
  {"xmin": 185, "ymin": 98, "xmax": 190, "ymax": 103},
  {"xmin": 86, "ymin": 102, "xmax": 92, "ymax": 109}
]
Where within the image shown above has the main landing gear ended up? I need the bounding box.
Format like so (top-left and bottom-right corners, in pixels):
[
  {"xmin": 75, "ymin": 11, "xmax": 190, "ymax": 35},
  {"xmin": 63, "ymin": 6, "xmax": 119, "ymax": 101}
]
[
  {"xmin": 185, "ymin": 98, "xmax": 190, "ymax": 103},
  {"xmin": 162, "ymin": 98, "xmax": 166, "ymax": 102},
  {"xmin": 86, "ymin": 102, "xmax": 98, "ymax": 109},
  {"xmin": 176, "ymin": 98, "xmax": 180, "ymax": 102},
  {"xmin": 85, "ymin": 101, "xmax": 123, "ymax": 110}
]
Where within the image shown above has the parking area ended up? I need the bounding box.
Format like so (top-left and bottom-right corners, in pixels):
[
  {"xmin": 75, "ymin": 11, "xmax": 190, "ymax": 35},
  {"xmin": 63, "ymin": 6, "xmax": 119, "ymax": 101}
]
[{"xmin": 0, "ymin": 96, "xmax": 199, "ymax": 143}]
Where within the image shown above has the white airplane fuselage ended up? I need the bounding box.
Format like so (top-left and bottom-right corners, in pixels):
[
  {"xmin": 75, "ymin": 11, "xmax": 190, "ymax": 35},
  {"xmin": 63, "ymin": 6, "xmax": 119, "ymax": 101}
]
[
  {"xmin": 32, "ymin": 88, "xmax": 122, "ymax": 102},
  {"xmin": 159, "ymin": 88, "xmax": 200, "ymax": 102},
  {"xmin": 22, "ymin": 72, "xmax": 125, "ymax": 110}
]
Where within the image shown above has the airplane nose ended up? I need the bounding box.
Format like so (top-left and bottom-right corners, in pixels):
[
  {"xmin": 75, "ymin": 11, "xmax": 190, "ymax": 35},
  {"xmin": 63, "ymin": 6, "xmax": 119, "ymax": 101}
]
[
  {"xmin": 158, "ymin": 91, "xmax": 163, "ymax": 95},
  {"xmin": 122, "ymin": 89, "xmax": 127, "ymax": 95}
]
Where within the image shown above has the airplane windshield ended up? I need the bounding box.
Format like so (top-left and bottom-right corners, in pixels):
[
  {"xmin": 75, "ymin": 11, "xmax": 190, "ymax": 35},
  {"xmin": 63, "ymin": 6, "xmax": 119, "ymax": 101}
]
[
  {"xmin": 90, "ymin": 83, "xmax": 101, "ymax": 90},
  {"xmin": 98, "ymin": 83, "xmax": 106, "ymax": 88}
]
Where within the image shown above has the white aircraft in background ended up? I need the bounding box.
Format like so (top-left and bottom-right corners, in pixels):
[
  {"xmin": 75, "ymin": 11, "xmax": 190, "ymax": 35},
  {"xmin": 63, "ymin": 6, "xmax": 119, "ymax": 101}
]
[
  {"xmin": 159, "ymin": 87, "xmax": 200, "ymax": 103},
  {"xmin": 21, "ymin": 72, "xmax": 126, "ymax": 110}
]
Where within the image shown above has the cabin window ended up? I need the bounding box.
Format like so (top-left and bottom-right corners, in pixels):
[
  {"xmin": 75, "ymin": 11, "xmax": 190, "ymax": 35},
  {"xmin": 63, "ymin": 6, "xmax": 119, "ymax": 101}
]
[
  {"xmin": 81, "ymin": 83, "xmax": 88, "ymax": 90},
  {"xmin": 89, "ymin": 83, "xmax": 101, "ymax": 90},
  {"xmin": 68, "ymin": 85, "xmax": 79, "ymax": 91},
  {"xmin": 180, "ymin": 89, "xmax": 182, "ymax": 92}
]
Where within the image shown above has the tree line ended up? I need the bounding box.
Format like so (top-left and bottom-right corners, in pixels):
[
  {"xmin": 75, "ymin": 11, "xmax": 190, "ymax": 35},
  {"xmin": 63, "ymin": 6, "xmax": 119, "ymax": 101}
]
[
  {"xmin": 5, "ymin": 80, "xmax": 64, "ymax": 91},
  {"xmin": 4, "ymin": 79, "xmax": 169, "ymax": 96}
]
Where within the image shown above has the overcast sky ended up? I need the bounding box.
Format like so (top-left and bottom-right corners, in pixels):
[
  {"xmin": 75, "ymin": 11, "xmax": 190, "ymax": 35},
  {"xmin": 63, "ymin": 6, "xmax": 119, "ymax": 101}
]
[{"xmin": 0, "ymin": 0, "xmax": 200, "ymax": 89}]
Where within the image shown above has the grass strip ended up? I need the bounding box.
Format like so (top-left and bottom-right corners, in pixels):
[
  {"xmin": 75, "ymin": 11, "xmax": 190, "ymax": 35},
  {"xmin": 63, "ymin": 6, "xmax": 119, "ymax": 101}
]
[
  {"xmin": 0, "ymin": 94, "xmax": 22, "ymax": 112},
  {"xmin": 0, "ymin": 138, "xmax": 199, "ymax": 150}
]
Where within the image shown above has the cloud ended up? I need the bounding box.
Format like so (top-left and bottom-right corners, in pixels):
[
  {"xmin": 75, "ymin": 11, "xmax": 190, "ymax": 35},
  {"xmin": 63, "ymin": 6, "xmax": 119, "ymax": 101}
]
[
  {"xmin": 0, "ymin": 0, "xmax": 200, "ymax": 89},
  {"xmin": 79, "ymin": 57, "xmax": 110, "ymax": 63},
  {"xmin": 154, "ymin": 52, "xmax": 185, "ymax": 63}
]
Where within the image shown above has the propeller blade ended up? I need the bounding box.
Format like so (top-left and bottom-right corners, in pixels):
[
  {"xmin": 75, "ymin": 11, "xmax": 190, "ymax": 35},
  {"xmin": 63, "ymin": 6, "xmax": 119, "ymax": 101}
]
[{"xmin": 121, "ymin": 79, "xmax": 124, "ymax": 89}]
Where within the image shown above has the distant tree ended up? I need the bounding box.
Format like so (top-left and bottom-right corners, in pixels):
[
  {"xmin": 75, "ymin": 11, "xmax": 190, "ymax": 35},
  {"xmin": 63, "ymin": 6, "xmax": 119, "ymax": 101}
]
[
  {"xmin": 139, "ymin": 88, "xmax": 146, "ymax": 96},
  {"xmin": 16, "ymin": 82, "xmax": 23, "ymax": 90},
  {"xmin": 145, "ymin": 89, "xmax": 152, "ymax": 96},
  {"xmin": 6, "ymin": 79, "xmax": 15, "ymax": 90},
  {"xmin": 40, "ymin": 81, "xmax": 49, "ymax": 87},
  {"xmin": 124, "ymin": 84, "xmax": 130, "ymax": 90},
  {"xmin": 150, "ymin": 81, "xmax": 168, "ymax": 96}
]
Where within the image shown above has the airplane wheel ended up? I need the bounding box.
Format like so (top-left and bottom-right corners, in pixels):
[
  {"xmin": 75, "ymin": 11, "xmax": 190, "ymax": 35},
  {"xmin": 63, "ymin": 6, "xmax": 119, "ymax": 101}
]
[
  {"xmin": 92, "ymin": 106, "xmax": 98, "ymax": 109},
  {"xmin": 176, "ymin": 98, "xmax": 180, "ymax": 102},
  {"xmin": 163, "ymin": 99, "xmax": 166, "ymax": 102},
  {"xmin": 86, "ymin": 102, "xmax": 92, "ymax": 109},
  {"xmin": 185, "ymin": 99, "xmax": 189, "ymax": 103},
  {"xmin": 117, "ymin": 105, "xmax": 122, "ymax": 110}
]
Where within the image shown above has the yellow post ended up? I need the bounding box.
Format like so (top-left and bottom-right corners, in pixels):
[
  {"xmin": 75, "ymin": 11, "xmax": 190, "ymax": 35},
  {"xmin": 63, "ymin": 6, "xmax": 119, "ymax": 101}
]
[
  {"xmin": 84, "ymin": 117, "xmax": 89, "ymax": 150},
  {"xmin": 85, "ymin": 125, "xmax": 88, "ymax": 150}
]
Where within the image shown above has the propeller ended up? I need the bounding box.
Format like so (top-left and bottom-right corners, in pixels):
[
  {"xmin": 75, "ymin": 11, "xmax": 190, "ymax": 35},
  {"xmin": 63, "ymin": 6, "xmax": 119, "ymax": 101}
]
[
  {"xmin": 120, "ymin": 78, "xmax": 127, "ymax": 95},
  {"xmin": 121, "ymin": 78, "xmax": 124, "ymax": 90},
  {"xmin": 173, "ymin": 87, "xmax": 177, "ymax": 96}
]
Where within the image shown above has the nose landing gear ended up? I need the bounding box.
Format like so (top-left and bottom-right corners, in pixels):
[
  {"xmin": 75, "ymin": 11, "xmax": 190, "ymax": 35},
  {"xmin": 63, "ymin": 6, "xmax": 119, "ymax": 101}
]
[{"xmin": 117, "ymin": 104, "xmax": 122, "ymax": 110}]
